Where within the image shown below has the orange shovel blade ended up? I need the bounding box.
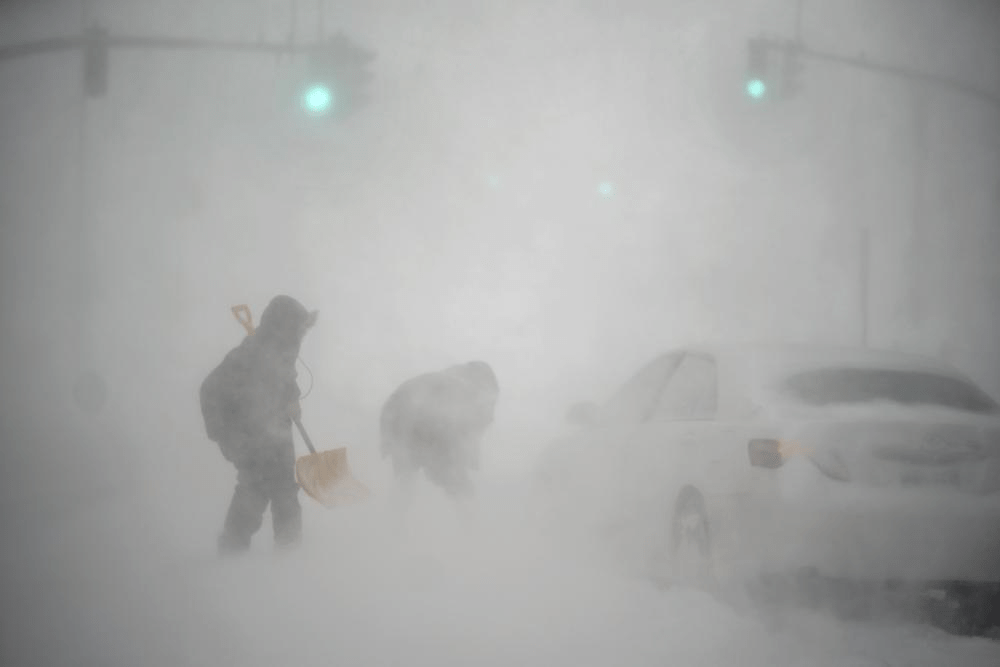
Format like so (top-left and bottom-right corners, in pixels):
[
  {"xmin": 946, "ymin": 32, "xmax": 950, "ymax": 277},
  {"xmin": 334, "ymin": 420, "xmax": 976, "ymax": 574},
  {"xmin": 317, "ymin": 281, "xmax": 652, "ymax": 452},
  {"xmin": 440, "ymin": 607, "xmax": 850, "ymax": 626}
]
[{"xmin": 295, "ymin": 447, "xmax": 371, "ymax": 508}]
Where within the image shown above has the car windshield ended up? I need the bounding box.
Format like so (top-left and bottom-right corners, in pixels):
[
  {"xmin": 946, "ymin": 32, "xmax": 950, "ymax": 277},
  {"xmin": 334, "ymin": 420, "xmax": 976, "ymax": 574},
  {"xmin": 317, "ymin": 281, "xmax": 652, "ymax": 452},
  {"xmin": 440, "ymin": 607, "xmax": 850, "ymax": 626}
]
[
  {"xmin": 601, "ymin": 353, "xmax": 683, "ymax": 423},
  {"xmin": 780, "ymin": 367, "xmax": 999, "ymax": 414}
]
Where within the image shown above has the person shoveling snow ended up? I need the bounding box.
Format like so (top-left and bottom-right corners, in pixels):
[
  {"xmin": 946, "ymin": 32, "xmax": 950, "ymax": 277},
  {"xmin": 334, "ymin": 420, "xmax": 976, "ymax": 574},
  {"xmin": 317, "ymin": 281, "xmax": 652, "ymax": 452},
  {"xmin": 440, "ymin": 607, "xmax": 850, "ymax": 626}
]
[
  {"xmin": 380, "ymin": 361, "xmax": 499, "ymax": 504},
  {"xmin": 199, "ymin": 295, "xmax": 318, "ymax": 554}
]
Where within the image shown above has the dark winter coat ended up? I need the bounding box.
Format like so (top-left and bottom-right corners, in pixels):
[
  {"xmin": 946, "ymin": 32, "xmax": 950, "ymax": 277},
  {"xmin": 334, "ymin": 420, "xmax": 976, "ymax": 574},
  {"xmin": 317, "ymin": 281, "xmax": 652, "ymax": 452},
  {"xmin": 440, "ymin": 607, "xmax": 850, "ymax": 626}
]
[
  {"xmin": 200, "ymin": 296, "xmax": 317, "ymax": 467},
  {"xmin": 380, "ymin": 361, "xmax": 499, "ymax": 477}
]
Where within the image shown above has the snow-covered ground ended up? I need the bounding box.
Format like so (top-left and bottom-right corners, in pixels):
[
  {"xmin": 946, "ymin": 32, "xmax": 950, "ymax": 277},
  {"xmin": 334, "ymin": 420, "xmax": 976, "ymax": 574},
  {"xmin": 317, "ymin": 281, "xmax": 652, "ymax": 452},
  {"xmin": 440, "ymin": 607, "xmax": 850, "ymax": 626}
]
[{"xmin": 2, "ymin": 402, "xmax": 999, "ymax": 667}]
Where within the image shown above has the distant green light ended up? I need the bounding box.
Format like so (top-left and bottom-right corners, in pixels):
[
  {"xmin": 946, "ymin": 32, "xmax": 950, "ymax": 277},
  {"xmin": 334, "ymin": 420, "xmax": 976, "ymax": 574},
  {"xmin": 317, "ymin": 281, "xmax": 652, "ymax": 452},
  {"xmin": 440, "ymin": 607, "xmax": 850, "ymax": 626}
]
[
  {"xmin": 301, "ymin": 84, "xmax": 334, "ymax": 116},
  {"xmin": 598, "ymin": 181, "xmax": 615, "ymax": 198},
  {"xmin": 745, "ymin": 78, "xmax": 767, "ymax": 100}
]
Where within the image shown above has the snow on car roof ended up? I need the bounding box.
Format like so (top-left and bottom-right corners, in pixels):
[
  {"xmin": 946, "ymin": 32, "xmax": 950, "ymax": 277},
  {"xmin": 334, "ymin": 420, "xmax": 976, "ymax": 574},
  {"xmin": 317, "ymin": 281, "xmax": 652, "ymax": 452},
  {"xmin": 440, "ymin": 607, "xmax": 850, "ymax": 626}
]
[
  {"xmin": 678, "ymin": 342, "xmax": 969, "ymax": 390},
  {"xmin": 719, "ymin": 343, "xmax": 955, "ymax": 372},
  {"xmin": 670, "ymin": 342, "xmax": 989, "ymax": 415}
]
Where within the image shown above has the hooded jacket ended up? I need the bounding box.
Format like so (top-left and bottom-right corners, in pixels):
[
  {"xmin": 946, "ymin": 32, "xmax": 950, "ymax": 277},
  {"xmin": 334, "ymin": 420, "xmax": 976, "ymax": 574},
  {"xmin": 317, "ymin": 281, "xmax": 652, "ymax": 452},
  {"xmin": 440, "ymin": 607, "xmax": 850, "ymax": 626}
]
[
  {"xmin": 200, "ymin": 296, "xmax": 317, "ymax": 463},
  {"xmin": 380, "ymin": 361, "xmax": 499, "ymax": 468}
]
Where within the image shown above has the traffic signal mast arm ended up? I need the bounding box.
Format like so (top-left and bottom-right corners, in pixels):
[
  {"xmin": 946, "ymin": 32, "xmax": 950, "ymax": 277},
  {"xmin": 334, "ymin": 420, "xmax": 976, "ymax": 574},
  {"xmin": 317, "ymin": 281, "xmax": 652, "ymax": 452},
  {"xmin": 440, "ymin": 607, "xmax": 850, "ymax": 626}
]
[
  {"xmin": 0, "ymin": 36, "xmax": 82, "ymax": 60},
  {"xmin": 754, "ymin": 36, "xmax": 1000, "ymax": 112},
  {"xmin": 111, "ymin": 33, "xmax": 314, "ymax": 55},
  {"xmin": 0, "ymin": 28, "xmax": 376, "ymax": 114},
  {"xmin": 0, "ymin": 32, "xmax": 316, "ymax": 63}
]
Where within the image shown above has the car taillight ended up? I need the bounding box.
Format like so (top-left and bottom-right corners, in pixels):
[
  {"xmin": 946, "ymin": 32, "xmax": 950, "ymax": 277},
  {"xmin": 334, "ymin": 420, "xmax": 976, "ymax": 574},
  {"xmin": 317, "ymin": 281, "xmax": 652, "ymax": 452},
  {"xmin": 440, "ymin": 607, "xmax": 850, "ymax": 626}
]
[{"xmin": 748, "ymin": 439, "xmax": 785, "ymax": 468}]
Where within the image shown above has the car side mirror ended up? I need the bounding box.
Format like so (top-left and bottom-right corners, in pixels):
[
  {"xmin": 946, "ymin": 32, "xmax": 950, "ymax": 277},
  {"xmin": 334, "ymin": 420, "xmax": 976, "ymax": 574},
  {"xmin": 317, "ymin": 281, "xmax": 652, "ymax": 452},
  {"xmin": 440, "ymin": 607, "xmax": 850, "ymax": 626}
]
[{"xmin": 566, "ymin": 401, "xmax": 600, "ymax": 427}]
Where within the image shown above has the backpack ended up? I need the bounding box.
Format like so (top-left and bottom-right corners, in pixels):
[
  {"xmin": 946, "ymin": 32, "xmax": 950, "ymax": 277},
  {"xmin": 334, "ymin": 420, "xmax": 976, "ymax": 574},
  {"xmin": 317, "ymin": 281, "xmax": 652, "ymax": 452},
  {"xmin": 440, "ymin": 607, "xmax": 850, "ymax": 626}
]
[
  {"xmin": 201, "ymin": 304, "xmax": 256, "ymax": 444},
  {"xmin": 199, "ymin": 362, "xmax": 230, "ymax": 444}
]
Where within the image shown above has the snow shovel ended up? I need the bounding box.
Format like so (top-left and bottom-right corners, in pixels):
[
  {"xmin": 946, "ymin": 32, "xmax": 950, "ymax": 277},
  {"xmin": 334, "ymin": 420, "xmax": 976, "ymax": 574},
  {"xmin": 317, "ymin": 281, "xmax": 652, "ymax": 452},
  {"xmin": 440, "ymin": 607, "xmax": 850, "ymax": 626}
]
[
  {"xmin": 293, "ymin": 417, "xmax": 371, "ymax": 508},
  {"xmin": 229, "ymin": 303, "xmax": 370, "ymax": 508}
]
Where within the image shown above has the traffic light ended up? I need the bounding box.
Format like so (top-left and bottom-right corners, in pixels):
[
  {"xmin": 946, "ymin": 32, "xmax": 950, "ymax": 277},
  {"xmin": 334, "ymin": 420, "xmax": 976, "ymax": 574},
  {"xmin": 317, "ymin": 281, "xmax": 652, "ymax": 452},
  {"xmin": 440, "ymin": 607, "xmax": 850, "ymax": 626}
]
[
  {"xmin": 301, "ymin": 32, "xmax": 375, "ymax": 119},
  {"xmin": 745, "ymin": 38, "xmax": 769, "ymax": 101},
  {"xmin": 782, "ymin": 41, "xmax": 803, "ymax": 98},
  {"xmin": 82, "ymin": 25, "xmax": 109, "ymax": 98},
  {"xmin": 301, "ymin": 83, "xmax": 334, "ymax": 115}
]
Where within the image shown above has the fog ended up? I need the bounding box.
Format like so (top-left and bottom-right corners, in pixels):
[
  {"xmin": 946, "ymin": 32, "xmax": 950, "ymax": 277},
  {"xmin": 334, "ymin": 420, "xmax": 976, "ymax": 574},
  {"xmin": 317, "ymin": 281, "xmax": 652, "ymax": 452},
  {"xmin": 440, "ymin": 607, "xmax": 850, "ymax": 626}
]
[{"xmin": 2, "ymin": 1, "xmax": 999, "ymax": 665}]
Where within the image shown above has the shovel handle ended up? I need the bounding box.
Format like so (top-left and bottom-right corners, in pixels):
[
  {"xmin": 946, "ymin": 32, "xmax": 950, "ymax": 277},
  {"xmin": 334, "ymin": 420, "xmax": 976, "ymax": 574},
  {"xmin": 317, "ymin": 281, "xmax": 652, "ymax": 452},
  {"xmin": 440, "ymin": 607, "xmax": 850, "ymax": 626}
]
[
  {"xmin": 293, "ymin": 417, "xmax": 317, "ymax": 455},
  {"xmin": 232, "ymin": 304, "xmax": 255, "ymax": 336}
]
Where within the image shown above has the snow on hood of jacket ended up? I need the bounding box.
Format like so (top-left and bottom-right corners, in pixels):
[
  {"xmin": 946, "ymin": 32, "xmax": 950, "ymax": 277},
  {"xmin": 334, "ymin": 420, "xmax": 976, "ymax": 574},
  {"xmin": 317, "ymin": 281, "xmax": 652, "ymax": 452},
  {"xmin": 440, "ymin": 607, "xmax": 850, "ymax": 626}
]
[{"xmin": 255, "ymin": 295, "xmax": 318, "ymax": 352}]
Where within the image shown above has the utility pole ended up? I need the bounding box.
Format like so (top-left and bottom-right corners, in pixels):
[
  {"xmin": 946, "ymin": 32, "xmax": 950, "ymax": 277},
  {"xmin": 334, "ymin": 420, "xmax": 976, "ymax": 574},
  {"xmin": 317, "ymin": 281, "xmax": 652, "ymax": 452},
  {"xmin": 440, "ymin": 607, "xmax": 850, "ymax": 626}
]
[
  {"xmin": 860, "ymin": 227, "xmax": 869, "ymax": 347},
  {"xmin": 908, "ymin": 89, "xmax": 929, "ymax": 328},
  {"xmin": 794, "ymin": 0, "xmax": 804, "ymax": 43},
  {"xmin": 74, "ymin": 15, "xmax": 97, "ymax": 374}
]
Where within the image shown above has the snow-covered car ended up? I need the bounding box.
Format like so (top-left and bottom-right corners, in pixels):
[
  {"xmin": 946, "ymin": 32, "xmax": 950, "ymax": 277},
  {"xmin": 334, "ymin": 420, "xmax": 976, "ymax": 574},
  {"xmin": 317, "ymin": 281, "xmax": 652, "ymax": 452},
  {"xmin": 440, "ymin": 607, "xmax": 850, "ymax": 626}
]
[{"xmin": 536, "ymin": 344, "xmax": 1000, "ymax": 594}]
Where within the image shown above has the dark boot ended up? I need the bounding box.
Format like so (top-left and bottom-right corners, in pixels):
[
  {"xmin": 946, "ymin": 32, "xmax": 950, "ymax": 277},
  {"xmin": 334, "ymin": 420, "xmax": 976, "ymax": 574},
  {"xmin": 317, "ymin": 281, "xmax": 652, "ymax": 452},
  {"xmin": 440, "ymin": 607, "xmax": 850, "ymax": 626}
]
[{"xmin": 270, "ymin": 474, "xmax": 302, "ymax": 549}]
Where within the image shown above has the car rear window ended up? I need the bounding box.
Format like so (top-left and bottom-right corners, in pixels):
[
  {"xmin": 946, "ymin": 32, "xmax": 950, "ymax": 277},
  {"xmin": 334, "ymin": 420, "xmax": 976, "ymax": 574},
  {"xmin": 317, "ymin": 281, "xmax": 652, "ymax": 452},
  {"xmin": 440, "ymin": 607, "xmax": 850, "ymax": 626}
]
[{"xmin": 781, "ymin": 367, "xmax": 999, "ymax": 414}]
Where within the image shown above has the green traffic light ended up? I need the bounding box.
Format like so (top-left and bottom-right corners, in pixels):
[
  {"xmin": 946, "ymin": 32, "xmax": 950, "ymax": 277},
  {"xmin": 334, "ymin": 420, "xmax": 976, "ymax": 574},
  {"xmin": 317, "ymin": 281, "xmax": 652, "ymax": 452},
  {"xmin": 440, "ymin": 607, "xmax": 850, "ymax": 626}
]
[
  {"xmin": 745, "ymin": 78, "xmax": 767, "ymax": 100},
  {"xmin": 301, "ymin": 83, "xmax": 335, "ymax": 116}
]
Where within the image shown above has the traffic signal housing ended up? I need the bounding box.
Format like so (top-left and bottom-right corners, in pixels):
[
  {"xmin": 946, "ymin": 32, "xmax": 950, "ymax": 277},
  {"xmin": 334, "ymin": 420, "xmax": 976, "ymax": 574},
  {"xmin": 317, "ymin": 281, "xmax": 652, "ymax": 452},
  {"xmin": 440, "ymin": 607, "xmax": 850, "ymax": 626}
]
[
  {"xmin": 301, "ymin": 32, "xmax": 375, "ymax": 119},
  {"xmin": 82, "ymin": 25, "xmax": 109, "ymax": 98},
  {"xmin": 745, "ymin": 37, "xmax": 769, "ymax": 101},
  {"xmin": 782, "ymin": 41, "xmax": 804, "ymax": 98}
]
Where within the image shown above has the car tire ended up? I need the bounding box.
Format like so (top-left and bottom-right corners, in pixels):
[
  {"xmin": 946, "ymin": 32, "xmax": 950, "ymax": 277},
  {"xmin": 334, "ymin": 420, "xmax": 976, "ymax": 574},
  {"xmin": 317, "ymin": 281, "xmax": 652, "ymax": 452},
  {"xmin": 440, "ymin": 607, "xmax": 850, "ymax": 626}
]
[{"xmin": 670, "ymin": 489, "xmax": 717, "ymax": 592}]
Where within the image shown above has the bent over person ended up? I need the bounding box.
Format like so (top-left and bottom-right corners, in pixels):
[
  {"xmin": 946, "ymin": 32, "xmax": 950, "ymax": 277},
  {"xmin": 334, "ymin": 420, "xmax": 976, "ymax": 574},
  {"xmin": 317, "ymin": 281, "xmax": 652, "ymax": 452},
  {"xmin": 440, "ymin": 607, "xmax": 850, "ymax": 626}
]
[
  {"xmin": 380, "ymin": 361, "xmax": 499, "ymax": 500},
  {"xmin": 200, "ymin": 295, "xmax": 318, "ymax": 554}
]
